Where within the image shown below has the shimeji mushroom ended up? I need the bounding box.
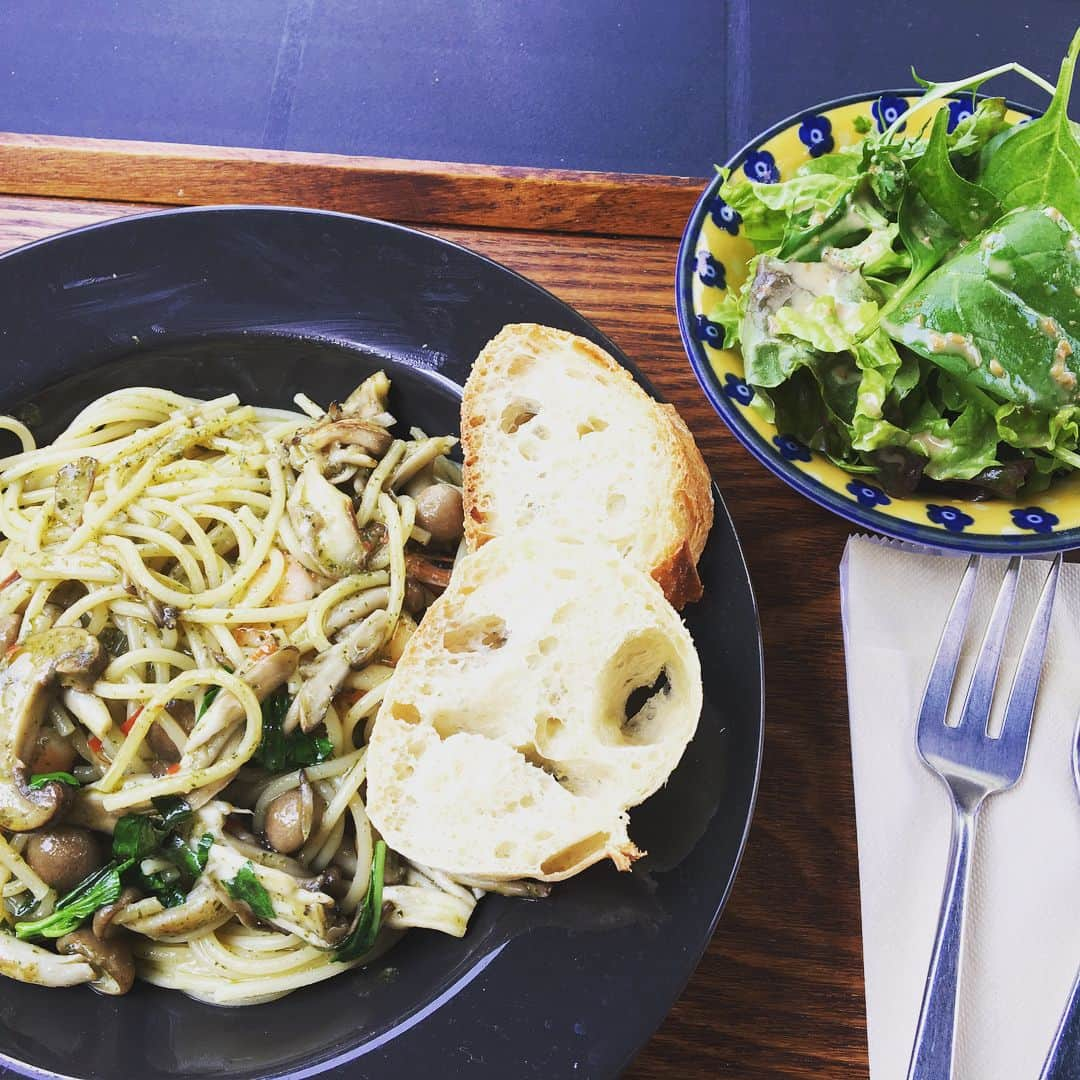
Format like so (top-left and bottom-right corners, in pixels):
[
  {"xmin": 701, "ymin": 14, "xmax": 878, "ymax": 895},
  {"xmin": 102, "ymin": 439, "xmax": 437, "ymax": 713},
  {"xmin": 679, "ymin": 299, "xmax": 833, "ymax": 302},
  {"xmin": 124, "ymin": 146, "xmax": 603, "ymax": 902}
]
[
  {"xmin": 194, "ymin": 802, "xmax": 347, "ymax": 948},
  {"xmin": 0, "ymin": 628, "xmax": 106, "ymax": 831},
  {"xmin": 284, "ymin": 610, "xmax": 389, "ymax": 733},
  {"xmin": 184, "ymin": 647, "xmax": 300, "ymax": 755},
  {"xmin": 0, "ymin": 931, "xmax": 96, "ymax": 989},
  {"xmin": 286, "ymin": 461, "xmax": 371, "ymax": 579},
  {"xmin": 56, "ymin": 928, "xmax": 134, "ymax": 995},
  {"xmin": 113, "ymin": 878, "xmax": 232, "ymax": 943}
]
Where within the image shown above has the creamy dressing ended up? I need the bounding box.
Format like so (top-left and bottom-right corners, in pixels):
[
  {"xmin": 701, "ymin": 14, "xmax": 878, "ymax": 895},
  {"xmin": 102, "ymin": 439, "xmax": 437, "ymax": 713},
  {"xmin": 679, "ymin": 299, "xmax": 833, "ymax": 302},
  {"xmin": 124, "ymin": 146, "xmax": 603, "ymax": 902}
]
[
  {"xmin": 895, "ymin": 323, "xmax": 983, "ymax": 368},
  {"xmin": 860, "ymin": 390, "xmax": 884, "ymax": 418},
  {"xmin": 1051, "ymin": 339, "xmax": 1077, "ymax": 391},
  {"xmin": 783, "ymin": 260, "xmax": 848, "ymax": 302},
  {"xmin": 909, "ymin": 431, "xmax": 953, "ymax": 456},
  {"xmin": 1040, "ymin": 317, "xmax": 1061, "ymax": 340}
]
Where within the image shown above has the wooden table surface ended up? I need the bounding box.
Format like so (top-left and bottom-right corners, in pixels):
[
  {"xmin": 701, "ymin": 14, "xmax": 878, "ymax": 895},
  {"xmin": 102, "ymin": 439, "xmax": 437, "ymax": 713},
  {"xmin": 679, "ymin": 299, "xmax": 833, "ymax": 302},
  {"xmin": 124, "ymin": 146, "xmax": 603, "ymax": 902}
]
[{"xmin": 0, "ymin": 135, "xmax": 867, "ymax": 1079}]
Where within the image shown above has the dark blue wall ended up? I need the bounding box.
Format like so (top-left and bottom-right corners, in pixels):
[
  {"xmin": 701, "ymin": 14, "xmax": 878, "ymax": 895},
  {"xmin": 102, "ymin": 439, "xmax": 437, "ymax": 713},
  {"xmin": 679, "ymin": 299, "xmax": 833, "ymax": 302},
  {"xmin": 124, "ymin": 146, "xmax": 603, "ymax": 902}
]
[{"xmin": 0, "ymin": 1, "xmax": 1074, "ymax": 175}]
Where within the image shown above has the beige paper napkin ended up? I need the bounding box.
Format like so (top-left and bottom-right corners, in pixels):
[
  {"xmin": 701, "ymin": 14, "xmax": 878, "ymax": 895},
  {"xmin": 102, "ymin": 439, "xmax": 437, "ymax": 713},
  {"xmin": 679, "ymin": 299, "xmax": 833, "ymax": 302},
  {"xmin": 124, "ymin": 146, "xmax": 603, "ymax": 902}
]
[{"xmin": 840, "ymin": 536, "xmax": 1080, "ymax": 1080}]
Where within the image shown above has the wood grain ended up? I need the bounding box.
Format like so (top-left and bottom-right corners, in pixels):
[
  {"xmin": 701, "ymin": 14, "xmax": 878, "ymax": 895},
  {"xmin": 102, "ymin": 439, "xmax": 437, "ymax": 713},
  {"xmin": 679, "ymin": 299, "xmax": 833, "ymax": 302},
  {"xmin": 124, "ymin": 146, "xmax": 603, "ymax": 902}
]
[
  {"xmin": 0, "ymin": 135, "xmax": 707, "ymax": 239},
  {"xmin": 0, "ymin": 194, "xmax": 868, "ymax": 1079}
]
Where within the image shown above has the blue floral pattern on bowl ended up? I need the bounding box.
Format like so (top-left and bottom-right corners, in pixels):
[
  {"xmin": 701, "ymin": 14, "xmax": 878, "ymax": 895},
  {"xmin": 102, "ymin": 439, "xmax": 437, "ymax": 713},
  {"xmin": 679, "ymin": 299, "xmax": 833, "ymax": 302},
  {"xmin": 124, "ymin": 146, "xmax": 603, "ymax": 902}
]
[
  {"xmin": 722, "ymin": 373, "xmax": 753, "ymax": 406},
  {"xmin": 694, "ymin": 314, "xmax": 725, "ymax": 348},
  {"xmin": 773, "ymin": 434, "xmax": 811, "ymax": 462},
  {"xmin": 847, "ymin": 481, "xmax": 891, "ymax": 508},
  {"xmin": 707, "ymin": 196, "xmax": 741, "ymax": 235},
  {"xmin": 927, "ymin": 504, "xmax": 975, "ymax": 533},
  {"xmin": 946, "ymin": 97, "xmax": 975, "ymax": 132},
  {"xmin": 694, "ymin": 251, "xmax": 726, "ymax": 288},
  {"xmin": 743, "ymin": 150, "xmax": 780, "ymax": 184},
  {"xmin": 798, "ymin": 114, "xmax": 834, "ymax": 157},
  {"xmin": 1011, "ymin": 507, "xmax": 1059, "ymax": 534},
  {"xmin": 872, "ymin": 94, "xmax": 908, "ymax": 133}
]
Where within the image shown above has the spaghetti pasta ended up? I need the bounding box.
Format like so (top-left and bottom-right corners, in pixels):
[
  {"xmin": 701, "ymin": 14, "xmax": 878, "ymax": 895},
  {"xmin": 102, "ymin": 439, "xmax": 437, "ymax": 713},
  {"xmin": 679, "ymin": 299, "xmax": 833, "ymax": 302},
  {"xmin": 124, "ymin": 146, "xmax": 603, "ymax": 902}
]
[{"xmin": 0, "ymin": 374, "xmax": 476, "ymax": 1003}]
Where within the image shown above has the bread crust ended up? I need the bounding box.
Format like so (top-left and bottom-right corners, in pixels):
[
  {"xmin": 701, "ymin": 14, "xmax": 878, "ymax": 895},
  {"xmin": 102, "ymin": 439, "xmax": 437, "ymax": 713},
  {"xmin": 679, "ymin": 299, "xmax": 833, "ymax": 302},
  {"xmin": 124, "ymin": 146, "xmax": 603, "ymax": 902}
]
[
  {"xmin": 652, "ymin": 404, "xmax": 713, "ymax": 606},
  {"xmin": 460, "ymin": 324, "xmax": 713, "ymax": 608}
]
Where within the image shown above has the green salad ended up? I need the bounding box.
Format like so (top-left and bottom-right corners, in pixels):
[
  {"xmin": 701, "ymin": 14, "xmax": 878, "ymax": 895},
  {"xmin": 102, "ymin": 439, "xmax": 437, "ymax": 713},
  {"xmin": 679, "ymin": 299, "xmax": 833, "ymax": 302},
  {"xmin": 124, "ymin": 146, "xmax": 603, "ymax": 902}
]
[{"xmin": 712, "ymin": 28, "xmax": 1080, "ymax": 499}]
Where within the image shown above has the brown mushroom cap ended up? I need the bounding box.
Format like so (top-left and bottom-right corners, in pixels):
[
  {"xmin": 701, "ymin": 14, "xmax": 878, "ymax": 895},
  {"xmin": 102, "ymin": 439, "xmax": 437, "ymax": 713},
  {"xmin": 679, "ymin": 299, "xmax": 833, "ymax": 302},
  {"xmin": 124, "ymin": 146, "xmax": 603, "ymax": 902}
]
[
  {"xmin": 264, "ymin": 778, "xmax": 323, "ymax": 855},
  {"xmin": 414, "ymin": 484, "xmax": 464, "ymax": 544},
  {"xmin": 145, "ymin": 699, "xmax": 195, "ymax": 763},
  {"xmin": 92, "ymin": 886, "xmax": 143, "ymax": 940},
  {"xmin": 304, "ymin": 865, "xmax": 348, "ymax": 901},
  {"xmin": 403, "ymin": 579, "xmax": 429, "ymax": 616},
  {"xmin": 56, "ymin": 928, "xmax": 135, "ymax": 996},
  {"xmin": 27, "ymin": 726, "xmax": 77, "ymax": 776},
  {"xmin": 25, "ymin": 826, "xmax": 106, "ymax": 893},
  {"xmin": 0, "ymin": 627, "xmax": 105, "ymax": 831}
]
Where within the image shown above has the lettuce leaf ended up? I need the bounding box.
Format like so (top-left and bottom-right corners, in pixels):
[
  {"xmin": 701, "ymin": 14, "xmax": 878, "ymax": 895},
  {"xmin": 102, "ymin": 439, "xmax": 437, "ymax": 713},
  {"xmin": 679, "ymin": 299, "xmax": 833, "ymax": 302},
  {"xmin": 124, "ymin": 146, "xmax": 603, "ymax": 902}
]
[
  {"xmin": 718, "ymin": 167, "xmax": 856, "ymax": 251},
  {"xmin": 771, "ymin": 295, "xmax": 879, "ymax": 352}
]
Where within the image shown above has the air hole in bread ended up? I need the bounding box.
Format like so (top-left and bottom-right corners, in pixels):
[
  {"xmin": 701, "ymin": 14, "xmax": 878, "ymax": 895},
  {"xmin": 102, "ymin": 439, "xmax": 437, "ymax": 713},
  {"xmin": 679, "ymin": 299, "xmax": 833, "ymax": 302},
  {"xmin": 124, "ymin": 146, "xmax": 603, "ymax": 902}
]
[
  {"xmin": 606, "ymin": 492, "xmax": 626, "ymax": 515},
  {"xmin": 500, "ymin": 400, "xmax": 540, "ymax": 434},
  {"xmin": 516, "ymin": 742, "xmax": 564, "ymax": 783},
  {"xmin": 539, "ymin": 832, "xmax": 609, "ymax": 876},
  {"xmin": 443, "ymin": 616, "xmax": 508, "ymax": 653},
  {"xmin": 621, "ymin": 668, "xmax": 671, "ymax": 745},
  {"xmin": 494, "ymin": 841, "xmax": 513, "ymax": 859},
  {"xmin": 391, "ymin": 702, "xmax": 421, "ymax": 725},
  {"xmin": 625, "ymin": 669, "xmax": 670, "ymax": 723},
  {"xmin": 536, "ymin": 715, "xmax": 564, "ymax": 746},
  {"xmin": 538, "ymin": 636, "xmax": 556, "ymax": 656},
  {"xmin": 595, "ymin": 631, "xmax": 679, "ymax": 747},
  {"xmin": 576, "ymin": 417, "xmax": 608, "ymax": 437}
]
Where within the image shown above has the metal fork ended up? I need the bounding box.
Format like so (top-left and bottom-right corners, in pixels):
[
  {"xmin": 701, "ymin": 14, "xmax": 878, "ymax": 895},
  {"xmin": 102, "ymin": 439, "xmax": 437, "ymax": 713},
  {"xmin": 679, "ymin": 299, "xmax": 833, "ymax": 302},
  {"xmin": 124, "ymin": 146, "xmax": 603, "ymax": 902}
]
[
  {"xmin": 907, "ymin": 553, "xmax": 1063, "ymax": 1080},
  {"xmin": 1038, "ymin": 713, "xmax": 1080, "ymax": 1079}
]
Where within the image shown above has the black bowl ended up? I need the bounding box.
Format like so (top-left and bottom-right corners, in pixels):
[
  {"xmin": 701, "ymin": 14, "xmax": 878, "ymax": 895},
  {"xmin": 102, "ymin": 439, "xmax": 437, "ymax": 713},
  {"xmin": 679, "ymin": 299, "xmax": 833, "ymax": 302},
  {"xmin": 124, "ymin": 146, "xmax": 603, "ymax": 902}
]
[{"xmin": 0, "ymin": 207, "xmax": 763, "ymax": 1079}]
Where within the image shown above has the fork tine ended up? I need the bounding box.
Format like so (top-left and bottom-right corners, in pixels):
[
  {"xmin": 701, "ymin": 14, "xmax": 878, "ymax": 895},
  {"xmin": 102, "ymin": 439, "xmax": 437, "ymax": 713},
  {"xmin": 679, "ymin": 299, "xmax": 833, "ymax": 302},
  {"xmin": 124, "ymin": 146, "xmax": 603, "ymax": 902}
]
[
  {"xmin": 957, "ymin": 556, "xmax": 1022, "ymax": 731},
  {"xmin": 917, "ymin": 554, "xmax": 981, "ymax": 734},
  {"xmin": 999, "ymin": 553, "xmax": 1062, "ymax": 752}
]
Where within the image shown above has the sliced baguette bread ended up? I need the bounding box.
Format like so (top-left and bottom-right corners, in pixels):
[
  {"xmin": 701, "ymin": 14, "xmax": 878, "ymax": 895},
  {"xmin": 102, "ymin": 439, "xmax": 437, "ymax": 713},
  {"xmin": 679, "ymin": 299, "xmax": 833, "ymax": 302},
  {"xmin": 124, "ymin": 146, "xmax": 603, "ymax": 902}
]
[
  {"xmin": 365, "ymin": 532, "xmax": 702, "ymax": 882},
  {"xmin": 460, "ymin": 323, "xmax": 713, "ymax": 608}
]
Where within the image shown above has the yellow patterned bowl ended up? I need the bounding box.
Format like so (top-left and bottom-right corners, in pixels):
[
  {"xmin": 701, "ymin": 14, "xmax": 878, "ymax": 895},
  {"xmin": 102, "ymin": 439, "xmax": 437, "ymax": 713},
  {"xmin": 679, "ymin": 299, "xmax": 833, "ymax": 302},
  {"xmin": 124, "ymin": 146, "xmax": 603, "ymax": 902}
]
[{"xmin": 675, "ymin": 92, "xmax": 1065, "ymax": 554}]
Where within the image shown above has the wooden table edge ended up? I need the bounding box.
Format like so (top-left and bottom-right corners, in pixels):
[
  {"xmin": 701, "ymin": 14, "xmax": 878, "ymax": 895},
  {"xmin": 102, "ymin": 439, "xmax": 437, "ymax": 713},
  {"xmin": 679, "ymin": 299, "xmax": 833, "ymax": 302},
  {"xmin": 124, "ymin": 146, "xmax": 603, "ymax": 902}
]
[{"xmin": 0, "ymin": 133, "xmax": 709, "ymax": 240}]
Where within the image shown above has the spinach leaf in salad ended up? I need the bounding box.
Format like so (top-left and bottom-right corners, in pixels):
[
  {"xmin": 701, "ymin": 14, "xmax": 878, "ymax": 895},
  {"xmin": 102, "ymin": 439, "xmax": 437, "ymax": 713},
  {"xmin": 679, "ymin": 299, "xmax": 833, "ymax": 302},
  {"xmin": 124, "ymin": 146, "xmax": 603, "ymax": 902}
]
[
  {"xmin": 979, "ymin": 36, "xmax": 1080, "ymax": 223},
  {"xmin": 884, "ymin": 206, "xmax": 1080, "ymax": 414},
  {"xmin": 888, "ymin": 107, "xmax": 1002, "ymax": 314}
]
